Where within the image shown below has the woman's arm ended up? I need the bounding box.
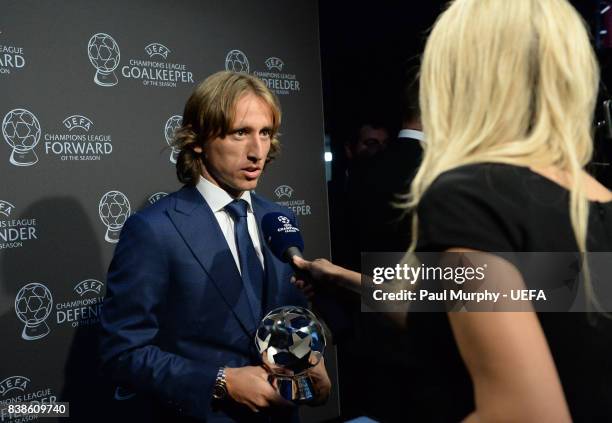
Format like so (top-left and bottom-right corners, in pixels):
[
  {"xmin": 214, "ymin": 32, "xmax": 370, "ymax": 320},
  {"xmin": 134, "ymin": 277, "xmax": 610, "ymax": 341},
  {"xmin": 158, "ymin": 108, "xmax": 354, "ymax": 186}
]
[
  {"xmin": 446, "ymin": 248, "xmax": 571, "ymax": 423},
  {"xmin": 291, "ymin": 256, "xmax": 413, "ymax": 328},
  {"xmin": 292, "ymin": 256, "xmax": 362, "ymax": 294},
  {"xmin": 292, "ymin": 251, "xmax": 572, "ymax": 421}
]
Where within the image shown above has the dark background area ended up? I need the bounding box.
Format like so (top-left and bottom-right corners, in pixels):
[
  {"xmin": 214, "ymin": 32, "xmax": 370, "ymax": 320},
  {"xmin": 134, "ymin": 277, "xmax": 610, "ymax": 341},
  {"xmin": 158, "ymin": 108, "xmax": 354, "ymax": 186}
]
[{"xmin": 319, "ymin": 0, "xmax": 612, "ymax": 187}]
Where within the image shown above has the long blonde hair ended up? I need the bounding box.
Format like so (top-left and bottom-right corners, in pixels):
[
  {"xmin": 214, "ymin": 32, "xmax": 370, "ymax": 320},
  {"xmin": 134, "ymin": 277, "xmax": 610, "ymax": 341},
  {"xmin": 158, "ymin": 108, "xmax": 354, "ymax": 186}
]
[{"xmin": 409, "ymin": 0, "xmax": 599, "ymax": 261}]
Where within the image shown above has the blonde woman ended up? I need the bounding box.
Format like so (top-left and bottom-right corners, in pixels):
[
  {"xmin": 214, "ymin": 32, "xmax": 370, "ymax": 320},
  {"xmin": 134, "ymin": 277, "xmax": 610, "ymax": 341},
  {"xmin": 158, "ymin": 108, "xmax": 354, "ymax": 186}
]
[{"xmin": 294, "ymin": 0, "xmax": 612, "ymax": 421}]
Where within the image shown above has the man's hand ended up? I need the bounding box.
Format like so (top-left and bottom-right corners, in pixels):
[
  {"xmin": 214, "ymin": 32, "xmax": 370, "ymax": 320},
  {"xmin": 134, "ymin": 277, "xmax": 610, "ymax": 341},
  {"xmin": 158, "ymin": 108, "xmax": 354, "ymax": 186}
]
[
  {"xmin": 225, "ymin": 366, "xmax": 293, "ymax": 413},
  {"xmin": 307, "ymin": 358, "xmax": 332, "ymax": 406}
]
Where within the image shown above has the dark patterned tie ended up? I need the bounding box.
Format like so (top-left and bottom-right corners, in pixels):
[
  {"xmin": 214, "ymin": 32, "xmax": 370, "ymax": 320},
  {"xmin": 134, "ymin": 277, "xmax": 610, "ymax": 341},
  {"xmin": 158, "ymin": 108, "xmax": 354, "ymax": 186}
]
[{"xmin": 224, "ymin": 199, "xmax": 264, "ymax": 321}]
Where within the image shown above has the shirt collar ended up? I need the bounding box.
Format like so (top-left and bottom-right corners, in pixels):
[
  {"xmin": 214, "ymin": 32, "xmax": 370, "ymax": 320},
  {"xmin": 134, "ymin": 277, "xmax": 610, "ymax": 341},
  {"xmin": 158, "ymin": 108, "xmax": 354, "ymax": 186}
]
[
  {"xmin": 196, "ymin": 176, "xmax": 253, "ymax": 213},
  {"xmin": 398, "ymin": 129, "xmax": 425, "ymax": 142}
]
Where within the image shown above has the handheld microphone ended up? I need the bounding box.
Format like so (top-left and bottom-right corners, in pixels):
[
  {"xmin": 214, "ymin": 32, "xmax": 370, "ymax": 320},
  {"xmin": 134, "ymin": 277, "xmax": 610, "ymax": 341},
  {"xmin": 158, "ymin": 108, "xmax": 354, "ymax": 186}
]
[
  {"xmin": 263, "ymin": 212, "xmax": 351, "ymax": 333},
  {"xmin": 261, "ymin": 212, "xmax": 304, "ymax": 263}
]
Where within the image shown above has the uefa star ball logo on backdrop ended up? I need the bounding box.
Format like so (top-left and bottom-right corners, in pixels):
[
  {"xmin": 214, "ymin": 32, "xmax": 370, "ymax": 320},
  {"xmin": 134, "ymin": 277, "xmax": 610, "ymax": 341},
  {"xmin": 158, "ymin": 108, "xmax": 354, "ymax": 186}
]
[
  {"xmin": 225, "ymin": 49, "xmax": 250, "ymax": 73},
  {"xmin": 274, "ymin": 184, "xmax": 312, "ymax": 216},
  {"xmin": 0, "ymin": 376, "xmax": 30, "ymax": 397},
  {"xmin": 55, "ymin": 279, "xmax": 105, "ymax": 328},
  {"xmin": 74, "ymin": 279, "xmax": 104, "ymax": 297},
  {"xmin": 254, "ymin": 57, "xmax": 301, "ymax": 96},
  {"xmin": 44, "ymin": 114, "xmax": 113, "ymax": 162},
  {"xmin": 14, "ymin": 283, "xmax": 53, "ymax": 341},
  {"xmin": 121, "ymin": 41, "xmax": 194, "ymax": 88},
  {"xmin": 0, "ymin": 375, "xmax": 57, "ymax": 409},
  {"xmin": 148, "ymin": 192, "xmax": 168, "ymax": 205},
  {"xmin": 86, "ymin": 35, "xmax": 194, "ymax": 88},
  {"xmin": 265, "ymin": 57, "xmax": 284, "ymax": 71},
  {"xmin": 0, "ymin": 200, "xmax": 15, "ymax": 218},
  {"xmin": 164, "ymin": 115, "xmax": 182, "ymax": 163},
  {"xmin": 3, "ymin": 110, "xmax": 114, "ymax": 164},
  {"xmin": 87, "ymin": 33, "xmax": 121, "ymax": 87},
  {"xmin": 63, "ymin": 115, "xmax": 93, "ymax": 131},
  {"xmin": 98, "ymin": 191, "xmax": 131, "ymax": 243},
  {"xmin": 145, "ymin": 42, "xmax": 170, "ymax": 59},
  {"xmin": 1, "ymin": 108, "xmax": 41, "ymax": 166},
  {"xmin": 274, "ymin": 185, "xmax": 294, "ymax": 199}
]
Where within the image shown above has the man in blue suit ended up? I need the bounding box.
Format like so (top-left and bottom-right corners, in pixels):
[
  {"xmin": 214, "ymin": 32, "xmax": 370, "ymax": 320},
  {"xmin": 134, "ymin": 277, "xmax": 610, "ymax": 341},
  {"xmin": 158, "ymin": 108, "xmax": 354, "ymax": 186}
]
[{"xmin": 99, "ymin": 71, "xmax": 331, "ymax": 422}]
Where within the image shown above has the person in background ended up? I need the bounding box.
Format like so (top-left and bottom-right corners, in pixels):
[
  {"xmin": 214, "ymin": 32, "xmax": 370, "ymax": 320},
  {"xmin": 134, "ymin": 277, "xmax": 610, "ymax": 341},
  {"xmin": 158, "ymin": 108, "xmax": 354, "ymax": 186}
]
[
  {"xmin": 349, "ymin": 63, "xmax": 423, "ymax": 255},
  {"xmin": 344, "ymin": 122, "xmax": 390, "ymax": 162},
  {"xmin": 329, "ymin": 66, "xmax": 427, "ymax": 422},
  {"xmin": 328, "ymin": 116, "xmax": 391, "ymax": 272}
]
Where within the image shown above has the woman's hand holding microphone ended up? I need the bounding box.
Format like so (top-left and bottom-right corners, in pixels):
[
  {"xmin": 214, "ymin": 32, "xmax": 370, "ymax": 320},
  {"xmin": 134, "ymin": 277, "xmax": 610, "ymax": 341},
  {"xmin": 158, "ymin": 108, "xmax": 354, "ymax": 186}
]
[{"xmin": 290, "ymin": 256, "xmax": 362, "ymax": 298}]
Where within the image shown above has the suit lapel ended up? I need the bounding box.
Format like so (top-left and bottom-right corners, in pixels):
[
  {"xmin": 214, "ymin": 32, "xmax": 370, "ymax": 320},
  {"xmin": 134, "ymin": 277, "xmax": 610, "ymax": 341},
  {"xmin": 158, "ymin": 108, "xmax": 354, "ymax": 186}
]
[
  {"xmin": 251, "ymin": 194, "xmax": 281, "ymax": 315},
  {"xmin": 167, "ymin": 186, "xmax": 257, "ymax": 335}
]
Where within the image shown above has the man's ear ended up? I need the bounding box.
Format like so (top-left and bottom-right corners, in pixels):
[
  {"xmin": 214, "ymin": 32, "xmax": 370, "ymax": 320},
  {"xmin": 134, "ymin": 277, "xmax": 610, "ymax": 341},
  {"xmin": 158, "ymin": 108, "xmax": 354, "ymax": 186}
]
[{"xmin": 193, "ymin": 144, "xmax": 203, "ymax": 154}]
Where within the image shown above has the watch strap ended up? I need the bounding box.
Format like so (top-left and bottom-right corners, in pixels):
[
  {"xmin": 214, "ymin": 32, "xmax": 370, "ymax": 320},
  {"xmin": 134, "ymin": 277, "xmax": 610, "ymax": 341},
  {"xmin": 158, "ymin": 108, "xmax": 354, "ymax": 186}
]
[{"xmin": 212, "ymin": 367, "xmax": 227, "ymax": 401}]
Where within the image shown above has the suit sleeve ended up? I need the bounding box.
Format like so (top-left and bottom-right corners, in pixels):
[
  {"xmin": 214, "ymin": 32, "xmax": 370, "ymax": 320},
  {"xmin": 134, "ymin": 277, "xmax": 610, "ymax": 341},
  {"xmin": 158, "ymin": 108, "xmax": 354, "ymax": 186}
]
[{"xmin": 99, "ymin": 213, "xmax": 218, "ymax": 418}]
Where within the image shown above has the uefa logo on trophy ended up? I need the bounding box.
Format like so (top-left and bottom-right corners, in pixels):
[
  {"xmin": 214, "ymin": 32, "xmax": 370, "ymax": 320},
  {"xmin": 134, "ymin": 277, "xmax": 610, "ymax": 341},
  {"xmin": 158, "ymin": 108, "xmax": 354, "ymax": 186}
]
[
  {"xmin": 88, "ymin": 33, "xmax": 121, "ymax": 87},
  {"xmin": 225, "ymin": 49, "xmax": 249, "ymax": 74},
  {"xmin": 99, "ymin": 190, "xmax": 131, "ymax": 243},
  {"xmin": 14, "ymin": 283, "xmax": 53, "ymax": 341},
  {"xmin": 255, "ymin": 306, "xmax": 326, "ymax": 403},
  {"xmin": 164, "ymin": 115, "xmax": 182, "ymax": 164},
  {"xmin": 2, "ymin": 108, "xmax": 41, "ymax": 167}
]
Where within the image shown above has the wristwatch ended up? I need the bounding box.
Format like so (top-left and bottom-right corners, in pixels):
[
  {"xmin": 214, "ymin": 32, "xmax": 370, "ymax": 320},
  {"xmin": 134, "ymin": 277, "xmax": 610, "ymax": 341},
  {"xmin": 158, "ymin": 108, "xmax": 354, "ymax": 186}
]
[{"xmin": 212, "ymin": 367, "xmax": 228, "ymax": 401}]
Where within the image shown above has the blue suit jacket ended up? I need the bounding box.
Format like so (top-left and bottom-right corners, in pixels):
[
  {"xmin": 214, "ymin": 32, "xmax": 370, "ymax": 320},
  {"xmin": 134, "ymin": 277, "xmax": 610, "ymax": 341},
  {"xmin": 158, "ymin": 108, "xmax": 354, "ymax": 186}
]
[{"xmin": 99, "ymin": 185, "xmax": 307, "ymax": 422}]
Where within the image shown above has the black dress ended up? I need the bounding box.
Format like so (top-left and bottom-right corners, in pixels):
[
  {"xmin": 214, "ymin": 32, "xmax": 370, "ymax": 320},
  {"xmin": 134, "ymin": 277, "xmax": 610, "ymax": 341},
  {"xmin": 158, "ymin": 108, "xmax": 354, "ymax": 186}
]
[{"xmin": 414, "ymin": 163, "xmax": 612, "ymax": 422}]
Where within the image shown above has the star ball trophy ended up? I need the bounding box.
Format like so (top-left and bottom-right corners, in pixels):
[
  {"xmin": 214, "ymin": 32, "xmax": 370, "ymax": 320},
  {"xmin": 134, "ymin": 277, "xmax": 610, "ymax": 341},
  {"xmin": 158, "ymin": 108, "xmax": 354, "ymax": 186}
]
[{"xmin": 255, "ymin": 306, "xmax": 326, "ymax": 403}]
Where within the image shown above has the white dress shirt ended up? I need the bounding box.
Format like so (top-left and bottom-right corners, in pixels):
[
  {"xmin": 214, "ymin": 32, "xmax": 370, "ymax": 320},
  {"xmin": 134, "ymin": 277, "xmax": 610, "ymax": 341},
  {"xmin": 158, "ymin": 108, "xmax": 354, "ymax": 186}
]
[
  {"xmin": 195, "ymin": 176, "xmax": 265, "ymax": 274},
  {"xmin": 398, "ymin": 129, "xmax": 425, "ymax": 142}
]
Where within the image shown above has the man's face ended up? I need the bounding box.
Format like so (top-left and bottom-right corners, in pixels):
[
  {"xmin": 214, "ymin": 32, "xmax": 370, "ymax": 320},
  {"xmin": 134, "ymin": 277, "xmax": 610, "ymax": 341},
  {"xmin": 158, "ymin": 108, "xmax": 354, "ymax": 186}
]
[
  {"xmin": 197, "ymin": 93, "xmax": 273, "ymax": 197},
  {"xmin": 346, "ymin": 124, "xmax": 389, "ymax": 160}
]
